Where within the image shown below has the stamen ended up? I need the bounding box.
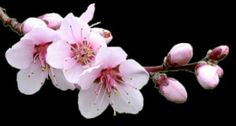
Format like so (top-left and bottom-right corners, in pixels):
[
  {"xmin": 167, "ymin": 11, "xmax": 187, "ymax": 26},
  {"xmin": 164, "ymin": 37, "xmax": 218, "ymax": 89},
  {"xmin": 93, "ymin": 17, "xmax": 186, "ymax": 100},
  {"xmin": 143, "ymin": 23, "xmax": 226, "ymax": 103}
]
[
  {"xmin": 70, "ymin": 25, "xmax": 78, "ymax": 41},
  {"xmin": 90, "ymin": 21, "xmax": 101, "ymax": 27}
]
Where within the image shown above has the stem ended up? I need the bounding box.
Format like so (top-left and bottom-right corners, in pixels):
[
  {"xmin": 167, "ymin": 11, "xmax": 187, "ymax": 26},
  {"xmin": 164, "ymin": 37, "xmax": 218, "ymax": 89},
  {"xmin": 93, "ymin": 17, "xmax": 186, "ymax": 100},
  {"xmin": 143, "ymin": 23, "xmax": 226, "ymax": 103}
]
[
  {"xmin": 144, "ymin": 62, "xmax": 198, "ymax": 74},
  {"xmin": 0, "ymin": 6, "xmax": 22, "ymax": 35}
]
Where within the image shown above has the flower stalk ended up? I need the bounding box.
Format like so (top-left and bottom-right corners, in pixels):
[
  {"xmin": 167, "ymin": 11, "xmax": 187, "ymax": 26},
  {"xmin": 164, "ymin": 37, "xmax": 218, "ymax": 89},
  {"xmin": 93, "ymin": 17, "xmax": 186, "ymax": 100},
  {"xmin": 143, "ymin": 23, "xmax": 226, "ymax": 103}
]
[{"xmin": 0, "ymin": 6, "xmax": 22, "ymax": 35}]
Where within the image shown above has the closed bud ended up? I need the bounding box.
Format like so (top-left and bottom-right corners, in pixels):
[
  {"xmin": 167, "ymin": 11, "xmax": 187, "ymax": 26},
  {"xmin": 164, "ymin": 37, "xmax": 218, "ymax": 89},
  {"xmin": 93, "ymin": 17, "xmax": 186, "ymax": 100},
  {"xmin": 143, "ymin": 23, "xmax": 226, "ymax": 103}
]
[
  {"xmin": 22, "ymin": 17, "xmax": 47, "ymax": 33},
  {"xmin": 39, "ymin": 13, "xmax": 63, "ymax": 29},
  {"xmin": 92, "ymin": 27, "xmax": 113, "ymax": 44},
  {"xmin": 208, "ymin": 45, "xmax": 229, "ymax": 61},
  {"xmin": 195, "ymin": 64, "xmax": 219, "ymax": 89},
  {"xmin": 166, "ymin": 43, "xmax": 193, "ymax": 66},
  {"xmin": 153, "ymin": 74, "xmax": 187, "ymax": 104}
]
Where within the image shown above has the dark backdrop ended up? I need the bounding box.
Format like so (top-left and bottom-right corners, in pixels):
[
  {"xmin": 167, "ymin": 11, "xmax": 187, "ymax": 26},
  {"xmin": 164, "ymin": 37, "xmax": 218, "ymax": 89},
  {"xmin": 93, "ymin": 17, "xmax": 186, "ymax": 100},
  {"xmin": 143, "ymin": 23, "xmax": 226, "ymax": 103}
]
[{"xmin": 0, "ymin": 0, "xmax": 235, "ymax": 125}]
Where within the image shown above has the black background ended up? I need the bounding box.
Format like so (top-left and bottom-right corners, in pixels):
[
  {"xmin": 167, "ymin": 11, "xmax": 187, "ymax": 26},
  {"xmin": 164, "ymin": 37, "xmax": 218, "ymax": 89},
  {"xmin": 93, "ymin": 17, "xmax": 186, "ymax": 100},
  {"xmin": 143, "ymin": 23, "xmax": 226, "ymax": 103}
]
[{"xmin": 0, "ymin": 0, "xmax": 235, "ymax": 125}]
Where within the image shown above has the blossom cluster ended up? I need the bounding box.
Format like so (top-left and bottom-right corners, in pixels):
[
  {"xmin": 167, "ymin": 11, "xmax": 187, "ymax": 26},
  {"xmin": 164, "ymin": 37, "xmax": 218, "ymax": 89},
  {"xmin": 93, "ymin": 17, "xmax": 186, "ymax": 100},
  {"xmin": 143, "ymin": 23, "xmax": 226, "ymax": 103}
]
[
  {"xmin": 3, "ymin": 3, "xmax": 229, "ymax": 119},
  {"xmin": 5, "ymin": 4, "xmax": 149, "ymax": 118}
]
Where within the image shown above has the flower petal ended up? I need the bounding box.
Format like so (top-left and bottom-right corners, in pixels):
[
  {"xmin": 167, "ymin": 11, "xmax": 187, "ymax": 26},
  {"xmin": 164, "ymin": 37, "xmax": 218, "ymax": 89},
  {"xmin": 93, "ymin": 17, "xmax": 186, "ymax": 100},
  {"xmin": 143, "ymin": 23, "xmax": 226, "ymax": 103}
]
[
  {"xmin": 80, "ymin": 3, "xmax": 95, "ymax": 23},
  {"xmin": 59, "ymin": 13, "xmax": 90, "ymax": 43},
  {"xmin": 87, "ymin": 31, "xmax": 107, "ymax": 52},
  {"xmin": 95, "ymin": 47, "xmax": 127, "ymax": 68},
  {"xmin": 78, "ymin": 84, "xmax": 109, "ymax": 119},
  {"xmin": 17, "ymin": 61, "xmax": 48, "ymax": 95},
  {"xmin": 46, "ymin": 40, "xmax": 71, "ymax": 69},
  {"xmin": 110, "ymin": 85, "xmax": 144, "ymax": 114},
  {"xmin": 24, "ymin": 27, "xmax": 58, "ymax": 45},
  {"xmin": 119, "ymin": 59, "xmax": 149, "ymax": 89},
  {"xmin": 76, "ymin": 65, "xmax": 101, "ymax": 90},
  {"xmin": 63, "ymin": 57, "xmax": 77, "ymax": 70},
  {"xmin": 5, "ymin": 39, "xmax": 34, "ymax": 69},
  {"xmin": 63, "ymin": 64, "xmax": 84, "ymax": 83},
  {"xmin": 49, "ymin": 68, "xmax": 75, "ymax": 91}
]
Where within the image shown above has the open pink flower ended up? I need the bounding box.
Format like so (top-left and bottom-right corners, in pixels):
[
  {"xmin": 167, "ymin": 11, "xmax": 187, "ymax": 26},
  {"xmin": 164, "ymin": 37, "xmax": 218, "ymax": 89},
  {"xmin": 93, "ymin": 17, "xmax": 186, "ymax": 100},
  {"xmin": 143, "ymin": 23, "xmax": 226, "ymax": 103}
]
[
  {"xmin": 46, "ymin": 13, "xmax": 107, "ymax": 85},
  {"xmin": 77, "ymin": 47, "xmax": 149, "ymax": 119},
  {"xmin": 5, "ymin": 27, "xmax": 75, "ymax": 95}
]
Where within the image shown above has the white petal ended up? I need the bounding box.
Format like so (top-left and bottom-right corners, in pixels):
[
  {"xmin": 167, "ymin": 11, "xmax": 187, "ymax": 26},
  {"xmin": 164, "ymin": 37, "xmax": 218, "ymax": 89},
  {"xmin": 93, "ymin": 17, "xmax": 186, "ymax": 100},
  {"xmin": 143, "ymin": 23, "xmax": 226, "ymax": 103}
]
[
  {"xmin": 77, "ymin": 65, "xmax": 101, "ymax": 90},
  {"xmin": 59, "ymin": 13, "xmax": 90, "ymax": 43},
  {"xmin": 63, "ymin": 57, "xmax": 77, "ymax": 70},
  {"xmin": 24, "ymin": 27, "xmax": 58, "ymax": 45},
  {"xmin": 88, "ymin": 31, "xmax": 107, "ymax": 52},
  {"xmin": 79, "ymin": 84, "xmax": 109, "ymax": 119},
  {"xmin": 5, "ymin": 39, "xmax": 34, "ymax": 69},
  {"xmin": 46, "ymin": 40, "xmax": 71, "ymax": 69},
  {"xmin": 110, "ymin": 85, "xmax": 144, "ymax": 114},
  {"xmin": 49, "ymin": 68, "xmax": 75, "ymax": 91},
  {"xmin": 17, "ymin": 62, "xmax": 48, "ymax": 95},
  {"xmin": 119, "ymin": 59, "xmax": 149, "ymax": 89},
  {"xmin": 63, "ymin": 64, "xmax": 84, "ymax": 83},
  {"xmin": 95, "ymin": 47, "xmax": 127, "ymax": 68},
  {"xmin": 80, "ymin": 3, "xmax": 95, "ymax": 23}
]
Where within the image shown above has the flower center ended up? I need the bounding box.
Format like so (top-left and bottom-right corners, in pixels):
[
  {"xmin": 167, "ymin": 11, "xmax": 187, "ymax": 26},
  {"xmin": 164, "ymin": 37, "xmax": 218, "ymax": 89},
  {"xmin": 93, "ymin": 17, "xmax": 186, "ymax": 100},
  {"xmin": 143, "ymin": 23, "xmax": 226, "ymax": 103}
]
[
  {"xmin": 94, "ymin": 65, "xmax": 123, "ymax": 94},
  {"xmin": 33, "ymin": 42, "xmax": 51, "ymax": 69},
  {"xmin": 71, "ymin": 41, "xmax": 95, "ymax": 65}
]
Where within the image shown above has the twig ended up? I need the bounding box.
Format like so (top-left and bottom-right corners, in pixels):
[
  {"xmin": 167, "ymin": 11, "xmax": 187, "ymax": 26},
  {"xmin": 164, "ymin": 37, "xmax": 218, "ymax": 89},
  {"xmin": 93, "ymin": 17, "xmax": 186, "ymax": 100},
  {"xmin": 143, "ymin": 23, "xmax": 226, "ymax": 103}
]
[{"xmin": 0, "ymin": 6, "xmax": 22, "ymax": 35}]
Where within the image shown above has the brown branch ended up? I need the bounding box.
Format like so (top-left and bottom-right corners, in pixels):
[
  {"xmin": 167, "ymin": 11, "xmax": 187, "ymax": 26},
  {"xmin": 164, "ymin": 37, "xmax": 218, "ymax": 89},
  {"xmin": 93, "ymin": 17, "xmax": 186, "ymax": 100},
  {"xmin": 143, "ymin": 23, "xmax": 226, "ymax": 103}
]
[
  {"xmin": 0, "ymin": 6, "xmax": 23, "ymax": 35},
  {"xmin": 144, "ymin": 62, "xmax": 198, "ymax": 74}
]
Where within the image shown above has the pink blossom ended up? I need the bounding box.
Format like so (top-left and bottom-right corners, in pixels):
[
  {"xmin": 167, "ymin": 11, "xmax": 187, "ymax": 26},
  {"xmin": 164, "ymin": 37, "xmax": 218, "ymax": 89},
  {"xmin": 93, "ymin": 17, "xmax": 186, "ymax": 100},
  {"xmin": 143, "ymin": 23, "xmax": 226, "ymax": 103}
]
[
  {"xmin": 22, "ymin": 17, "xmax": 47, "ymax": 34},
  {"xmin": 46, "ymin": 13, "xmax": 107, "ymax": 85},
  {"xmin": 167, "ymin": 43, "xmax": 193, "ymax": 66},
  {"xmin": 5, "ymin": 27, "xmax": 75, "ymax": 94},
  {"xmin": 154, "ymin": 74, "xmax": 187, "ymax": 104},
  {"xmin": 39, "ymin": 13, "xmax": 63, "ymax": 29},
  {"xmin": 195, "ymin": 64, "xmax": 219, "ymax": 89},
  {"xmin": 208, "ymin": 45, "xmax": 229, "ymax": 61},
  {"xmin": 77, "ymin": 47, "xmax": 149, "ymax": 118}
]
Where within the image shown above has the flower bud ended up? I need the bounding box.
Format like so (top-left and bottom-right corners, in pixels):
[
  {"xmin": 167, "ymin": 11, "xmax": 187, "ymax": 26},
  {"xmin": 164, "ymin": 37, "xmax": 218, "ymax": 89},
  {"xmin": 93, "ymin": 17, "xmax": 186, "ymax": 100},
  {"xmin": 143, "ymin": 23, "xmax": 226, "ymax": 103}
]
[
  {"xmin": 92, "ymin": 27, "xmax": 113, "ymax": 44},
  {"xmin": 166, "ymin": 43, "xmax": 193, "ymax": 66},
  {"xmin": 215, "ymin": 65, "xmax": 224, "ymax": 77},
  {"xmin": 22, "ymin": 17, "xmax": 47, "ymax": 33},
  {"xmin": 208, "ymin": 45, "xmax": 229, "ymax": 61},
  {"xmin": 195, "ymin": 64, "xmax": 219, "ymax": 89},
  {"xmin": 154, "ymin": 74, "xmax": 187, "ymax": 104},
  {"xmin": 39, "ymin": 13, "xmax": 63, "ymax": 29}
]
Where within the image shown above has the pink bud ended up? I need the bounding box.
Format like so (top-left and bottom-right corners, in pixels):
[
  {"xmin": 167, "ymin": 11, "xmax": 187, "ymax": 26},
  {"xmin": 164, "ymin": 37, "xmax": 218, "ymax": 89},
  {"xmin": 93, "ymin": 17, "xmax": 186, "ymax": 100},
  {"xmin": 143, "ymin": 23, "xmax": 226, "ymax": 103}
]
[
  {"xmin": 195, "ymin": 64, "xmax": 219, "ymax": 89},
  {"xmin": 92, "ymin": 27, "xmax": 113, "ymax": 44},
  {"xmin": 39, "ymin": 13, "xmax": 63, "ymax": 29},
  {"xmin": 167, "ymin": 43, "xmax": 193, "ymax": 66},
  {"xmin": 22, "ymin": 17, "xmax": 47, "ymax": 33},
  {"xmin": 154, "ymin": 75, "xmax": 187, "ymax": 104},
  {"xmin": 208, "ymin": 45, "xmax": 229, "ymax": 60},
  {"xmin": 215, "ymin": 65, "xmax": 224, "ymax": 77}
]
